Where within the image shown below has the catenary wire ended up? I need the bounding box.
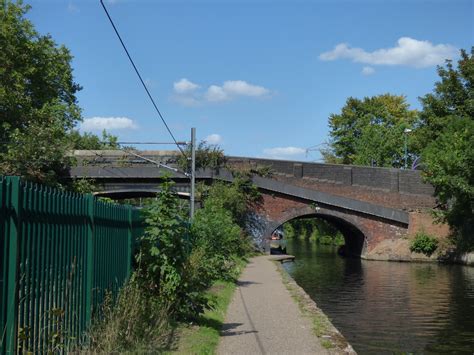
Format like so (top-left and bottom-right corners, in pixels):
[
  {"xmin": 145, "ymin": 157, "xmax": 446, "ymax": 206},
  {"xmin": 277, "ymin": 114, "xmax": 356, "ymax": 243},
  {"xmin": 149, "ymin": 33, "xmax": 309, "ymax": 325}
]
[{"xmin": 99, "ymin": 0, "xmax": 187, "ymax": 157}]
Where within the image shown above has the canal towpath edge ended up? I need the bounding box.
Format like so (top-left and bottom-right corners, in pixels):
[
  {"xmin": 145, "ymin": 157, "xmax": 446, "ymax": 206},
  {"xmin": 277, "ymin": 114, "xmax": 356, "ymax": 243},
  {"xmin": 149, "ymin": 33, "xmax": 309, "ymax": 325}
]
[{"xmin": 217, "ymin": 255, "xmax": 355, "ymax": 355}]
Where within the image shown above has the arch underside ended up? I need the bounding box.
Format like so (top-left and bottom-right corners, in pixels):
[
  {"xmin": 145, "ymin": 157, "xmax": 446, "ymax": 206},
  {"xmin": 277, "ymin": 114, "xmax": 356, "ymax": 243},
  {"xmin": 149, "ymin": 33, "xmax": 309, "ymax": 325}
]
[{"xmin": 264, "ymin": 206, "xmax": 369, "ymax": 258}]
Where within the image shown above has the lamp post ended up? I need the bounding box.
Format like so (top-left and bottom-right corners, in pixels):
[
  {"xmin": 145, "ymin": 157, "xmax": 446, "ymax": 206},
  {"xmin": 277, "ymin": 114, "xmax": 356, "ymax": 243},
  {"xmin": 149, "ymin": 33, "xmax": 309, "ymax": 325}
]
[{"xmin": 404, "ymin": 128, "xmax": 412, "ymax": 169}]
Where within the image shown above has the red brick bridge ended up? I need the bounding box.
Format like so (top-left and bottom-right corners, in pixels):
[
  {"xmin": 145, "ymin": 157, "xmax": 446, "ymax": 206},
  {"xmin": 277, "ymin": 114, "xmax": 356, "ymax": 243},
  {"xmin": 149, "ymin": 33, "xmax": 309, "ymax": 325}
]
[{"xmin": 68, "ymin": 151, "xmax": 449, "ymax": 259}]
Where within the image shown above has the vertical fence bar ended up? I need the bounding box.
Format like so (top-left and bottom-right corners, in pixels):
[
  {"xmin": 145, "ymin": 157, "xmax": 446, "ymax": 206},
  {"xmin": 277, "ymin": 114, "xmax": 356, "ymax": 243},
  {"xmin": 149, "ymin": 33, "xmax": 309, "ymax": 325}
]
[
  {"xmin": 127, "ymin": 207, "xmax": 133, "ymax": 279},
  {"xmin": 84, "ymin": 195, "xmax": 94, "ymax": 328},
  {"xmin": 5, "ymin": 176, "xmax": 21, "ymax": 354}
]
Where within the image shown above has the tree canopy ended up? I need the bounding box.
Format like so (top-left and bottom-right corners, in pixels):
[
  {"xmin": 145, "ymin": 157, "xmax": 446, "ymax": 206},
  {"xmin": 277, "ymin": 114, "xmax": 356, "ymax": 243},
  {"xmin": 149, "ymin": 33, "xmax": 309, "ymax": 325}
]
[
  {"xmin": 0, "ymin": 0, "xmax": 82, "ymax": 184},
  {"xmin": 325, "ymin": 94, "xmax": 418, "ymax": 167},
  {"xmin": 420, "ymin": 48, "xmax": 474, "ymax": 250},
  {"xmin": 0, "ymin": 1, "xmax": 118, "ymax": 186}
]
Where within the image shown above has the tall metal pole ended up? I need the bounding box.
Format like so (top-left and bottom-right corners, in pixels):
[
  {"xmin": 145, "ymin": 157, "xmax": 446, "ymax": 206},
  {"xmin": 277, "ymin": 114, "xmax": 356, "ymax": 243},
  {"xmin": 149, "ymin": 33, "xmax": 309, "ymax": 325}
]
[
  {"xmin": 190, "ymin": 127, "xmax": 196, "ymax": 220},
  {"xmin": 403, "ymin": 128, "xmax": 412, "ymax": 170},
  {"xmin": 404, "ymin": 132, "xmax": 408, "ymax": 170}
]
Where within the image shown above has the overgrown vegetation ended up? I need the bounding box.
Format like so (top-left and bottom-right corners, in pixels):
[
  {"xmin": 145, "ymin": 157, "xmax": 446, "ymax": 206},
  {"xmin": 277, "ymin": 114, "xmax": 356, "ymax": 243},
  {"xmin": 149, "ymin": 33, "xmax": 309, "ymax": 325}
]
[
  {"xmin": 88, "ymin": 177, "xmax": 255, "ymax": 352},
  {"xmin": 177, "ymin": 141, "xmax": 226, "ymax": 172},
  {"xmin": 283, "ymin": 218, "xmax": 345, "ymax": 246},
  {"xmin": 410, "ymin": 232, "xmax": 439, "ymax": 256}
]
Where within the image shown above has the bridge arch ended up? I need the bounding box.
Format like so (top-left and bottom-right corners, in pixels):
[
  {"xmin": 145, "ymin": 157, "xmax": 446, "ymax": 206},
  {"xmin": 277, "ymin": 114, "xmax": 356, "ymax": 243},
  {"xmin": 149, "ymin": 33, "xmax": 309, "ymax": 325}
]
[{"xmin": 263, "ymin": 205, "xmax": 368, "ymax": 257}]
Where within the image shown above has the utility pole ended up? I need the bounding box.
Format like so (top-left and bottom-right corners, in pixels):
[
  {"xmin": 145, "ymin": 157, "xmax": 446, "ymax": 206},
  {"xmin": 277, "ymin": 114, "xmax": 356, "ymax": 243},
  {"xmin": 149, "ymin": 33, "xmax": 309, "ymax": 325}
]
[{"xmin": 190, "ymin": 127, "xmax": 196, "ymax": 220}]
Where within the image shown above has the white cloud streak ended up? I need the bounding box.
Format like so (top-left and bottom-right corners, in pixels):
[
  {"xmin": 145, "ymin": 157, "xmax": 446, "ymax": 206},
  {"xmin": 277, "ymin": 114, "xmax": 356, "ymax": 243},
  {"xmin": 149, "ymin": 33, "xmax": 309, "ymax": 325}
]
[
  {"xmin": 173, "ymin": 79, "xmax": 271, "ymax": 106},
  {"xmin": 320, "ymin": 37, "xmax": 457, "ymax": 68},
  {"xmin": 81, "ymin": 117, "xmax": 137, "ymax": 131},
  {"xmin": 204, "ymin": 134, "xmax": 222, "ymax": 144},
  {"xmin": 263, "ymin": 146, "xmax": 306, "ymax": 159},
  {"xmin": 173, "ymin": 78, "xmax": 200, "ymax": 94}
]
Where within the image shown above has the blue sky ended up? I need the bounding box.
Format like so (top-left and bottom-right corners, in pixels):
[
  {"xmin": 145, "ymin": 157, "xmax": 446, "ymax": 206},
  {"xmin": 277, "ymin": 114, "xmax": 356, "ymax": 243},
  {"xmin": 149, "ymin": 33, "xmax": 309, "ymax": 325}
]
[{"xmin": 28, "ymin": 0, "xmax": 473, "ymax": 160}]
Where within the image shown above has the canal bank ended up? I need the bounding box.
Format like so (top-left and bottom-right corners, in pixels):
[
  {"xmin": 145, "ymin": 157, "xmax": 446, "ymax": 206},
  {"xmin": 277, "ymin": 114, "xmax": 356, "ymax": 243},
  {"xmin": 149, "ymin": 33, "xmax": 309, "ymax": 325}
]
[
  {"xmin": 217, "ymin": 255, "xmax": 354, "ymax": 354},
  {"xmin": 363, "ymin": 237, "xmax": 474, "ymax": 266},
  {"xmin": 284, "ymin": 239, "xmax": 474, "ymax": 354}
]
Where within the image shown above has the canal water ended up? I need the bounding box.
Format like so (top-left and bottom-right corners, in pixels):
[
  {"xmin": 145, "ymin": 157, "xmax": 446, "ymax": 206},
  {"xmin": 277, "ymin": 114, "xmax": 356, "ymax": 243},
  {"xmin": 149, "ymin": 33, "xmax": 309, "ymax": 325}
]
[{"xmin": 283, "ymin": 239, "xmax": 474, "ymax": 354}]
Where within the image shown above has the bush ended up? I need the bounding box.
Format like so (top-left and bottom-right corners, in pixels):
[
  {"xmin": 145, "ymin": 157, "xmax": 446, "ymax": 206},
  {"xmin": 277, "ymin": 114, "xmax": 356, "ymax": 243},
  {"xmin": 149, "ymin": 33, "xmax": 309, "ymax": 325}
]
[
  {"xmin": 410, "ymin": 232, "xmax": 439, "ymax": 256},
  {"xmin": 191, "ymin": 204, "xmax": 249, "ymax": 281},
  {"xmin": 135, "ymin": 179, "xmax": 193, "ymax": 317}
]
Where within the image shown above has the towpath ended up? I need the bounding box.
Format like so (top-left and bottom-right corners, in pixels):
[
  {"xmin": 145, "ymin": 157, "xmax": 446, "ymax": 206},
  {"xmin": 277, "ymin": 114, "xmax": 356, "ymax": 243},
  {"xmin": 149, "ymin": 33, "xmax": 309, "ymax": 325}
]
[{"xmin": 217, "ymin": 255, "xmax": 330, "ymax": 355}]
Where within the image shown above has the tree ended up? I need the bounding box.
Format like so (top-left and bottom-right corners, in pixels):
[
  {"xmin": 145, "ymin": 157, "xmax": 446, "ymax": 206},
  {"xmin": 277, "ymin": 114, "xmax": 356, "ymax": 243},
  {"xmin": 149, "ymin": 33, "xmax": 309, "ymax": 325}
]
[
  {"xmin": 419, "ymin": 48, "xmax": 474, "ymax": 250},
  {"xmin": 325, "ymin": 94, "xmax": 418, "ymax": 167},
  {"xmin": 416, "ymin": 48, "xmax": 474, "ymax": 153},
  {"xmin": 0, "ymin": 1, "xmax": 81, "ymax": 185},
  {"xmin": 69, "ymin": 129, "xmax": 119, "ymax": 150},
  {"xmin": 177, "ymin": 141, "xmax": 225, "ymax": 172}
]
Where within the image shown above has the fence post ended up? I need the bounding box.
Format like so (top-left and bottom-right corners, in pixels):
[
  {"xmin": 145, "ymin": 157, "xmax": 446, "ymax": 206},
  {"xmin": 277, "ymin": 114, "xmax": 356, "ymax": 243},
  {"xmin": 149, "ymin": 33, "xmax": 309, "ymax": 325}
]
[
  {"xmin": 84, "ymin": 194, "xmax": 95, "ymax": 328},
  {"xmin": 126, "ymin": 207, "xmax": 133, "ymax": 279},
  {"xmin": 4, "ymin": 177, "xmax": 21, "ymax": 354}
]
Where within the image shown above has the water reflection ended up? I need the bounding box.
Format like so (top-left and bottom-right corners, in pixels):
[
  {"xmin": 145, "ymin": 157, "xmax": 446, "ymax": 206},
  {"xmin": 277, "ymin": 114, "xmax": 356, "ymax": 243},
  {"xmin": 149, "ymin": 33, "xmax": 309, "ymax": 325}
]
[{"xmin": 284, "ymin": 239, "xmax": 474, "ymax": 354}]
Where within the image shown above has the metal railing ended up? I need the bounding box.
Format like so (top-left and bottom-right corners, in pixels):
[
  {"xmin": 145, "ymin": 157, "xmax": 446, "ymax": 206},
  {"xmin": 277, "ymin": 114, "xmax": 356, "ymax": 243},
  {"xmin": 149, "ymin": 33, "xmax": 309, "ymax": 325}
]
[{"xmin": 0, "ymin": 176, "xmax": 142, "ymax": 353}]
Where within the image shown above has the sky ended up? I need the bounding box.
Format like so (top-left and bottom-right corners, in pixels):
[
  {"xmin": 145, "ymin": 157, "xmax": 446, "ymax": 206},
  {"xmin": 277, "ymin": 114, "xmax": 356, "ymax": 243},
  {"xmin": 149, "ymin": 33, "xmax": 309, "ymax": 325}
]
[{"xmin": 27, "ymin": 0, "xmax": 473, "ymax": 161}]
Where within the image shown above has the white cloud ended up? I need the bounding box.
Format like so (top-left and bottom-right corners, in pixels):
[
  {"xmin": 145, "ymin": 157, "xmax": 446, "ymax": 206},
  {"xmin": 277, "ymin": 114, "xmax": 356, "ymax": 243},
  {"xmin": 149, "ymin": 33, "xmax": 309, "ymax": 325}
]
[
  {"xmin": 173, "ymin": 79, "xmax": 271, "ymax": 106},
  {"xmin": 319, "ymin": 37, "xmax": 457, "ymax": 68},
  {"xmin": 173, "ymin": 78, "xmax": 200, "ymax": 94},
  {"xmin": 361, "ymin": 66, "xmax": 375, "ymax": 75},
  {"xmin": 204, "ymin": 80, "xmax": 270, "ymax": 103},
  {"xmin": 204, "ymin": 85, "xmax": 229, "ymax": 102},
  {"xmin": 263, "ymin": 146, "xmax": 306, "ymax": 159},
  {"xmin": 222, "ymin": 80, "xmax": 270, "ymax": 97},
  {"xmin": 204, "ymin": 134, "xmax": 222, "ymax": 145},
  {"xmin": 81, "ymin": 117, "xmax": 137, "ymax": 131}
]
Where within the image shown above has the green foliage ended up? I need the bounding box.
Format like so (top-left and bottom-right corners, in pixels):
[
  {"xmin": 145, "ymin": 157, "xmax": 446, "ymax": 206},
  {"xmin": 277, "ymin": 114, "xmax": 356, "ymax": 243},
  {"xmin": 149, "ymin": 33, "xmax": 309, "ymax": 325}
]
[
  {"xmin": 0, "ymin": 0, "xmax": 82, "ymax": 185},
  {"xmin": 325, "ymin": 94, "xmax": 418, "ymax": 167},
  {"xmin": 419, "ymin": 48, "xmax": 474, "ymax": 251},
  {"xmin": 133, "ymin": 176, "xmax": 254, "ymax": 322},
  {"xmin": 71, "ymin": 178, "xmax": 96, "ymax": 194},
  {"xmin": 177, "ymin": 141, "xmax": 226, "ymax": 172},
  {"xmin": 88, "ymin": 281, "xmax": 170, "ymax": 353},
  {"xmin": 69, "ymin": 129, "xmax": 119, "ymax": 150},
  {"xmin": 198, "ymin": 178, "xmax": 261, "ymax": 226},
  {"xmin": 191, "ymin": 206, "xmax": 244, "ymax": 279},
  {"xmin": 416, "ymin": 48, "xmax": 474, "ymax": 153},
  {"xmin": 410, "ymin": 232, "xmax": 439, "ymax": 256},
  {"xmin": 283, "ymin": 218, "xmax": 345, "ymax": 246},
  {"xmin": 136, "ymin": 179, "xmax": 190, "ymax": 314}
]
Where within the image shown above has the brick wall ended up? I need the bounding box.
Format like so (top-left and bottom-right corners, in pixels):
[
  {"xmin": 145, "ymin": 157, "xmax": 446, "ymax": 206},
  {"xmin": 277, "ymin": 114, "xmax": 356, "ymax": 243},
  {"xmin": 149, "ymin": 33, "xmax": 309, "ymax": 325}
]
[{"xmin": 228, "ymin": 156, "xmax": 436, "ymax": 211}]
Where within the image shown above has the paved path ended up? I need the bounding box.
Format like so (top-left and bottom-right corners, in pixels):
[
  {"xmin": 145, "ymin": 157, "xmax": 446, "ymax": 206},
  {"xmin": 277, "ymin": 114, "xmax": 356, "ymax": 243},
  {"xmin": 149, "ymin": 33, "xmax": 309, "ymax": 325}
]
[{"xmin": 217, "ymin": 255, "xmax": 329, "ymax": 355}]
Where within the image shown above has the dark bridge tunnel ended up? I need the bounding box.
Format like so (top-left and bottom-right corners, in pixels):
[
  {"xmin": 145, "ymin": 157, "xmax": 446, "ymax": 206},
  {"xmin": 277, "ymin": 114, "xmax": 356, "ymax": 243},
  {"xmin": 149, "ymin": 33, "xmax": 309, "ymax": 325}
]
[{"xmin": 276, "ymin": 214, "xmax": 366, "ymax": 258}]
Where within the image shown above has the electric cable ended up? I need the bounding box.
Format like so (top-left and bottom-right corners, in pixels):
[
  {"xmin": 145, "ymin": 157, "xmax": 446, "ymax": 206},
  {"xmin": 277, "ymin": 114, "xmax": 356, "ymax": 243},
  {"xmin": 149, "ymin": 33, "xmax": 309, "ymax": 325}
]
[{"xmin": 99, "ymin": 0, "xmax": 187, "ymax": 157}]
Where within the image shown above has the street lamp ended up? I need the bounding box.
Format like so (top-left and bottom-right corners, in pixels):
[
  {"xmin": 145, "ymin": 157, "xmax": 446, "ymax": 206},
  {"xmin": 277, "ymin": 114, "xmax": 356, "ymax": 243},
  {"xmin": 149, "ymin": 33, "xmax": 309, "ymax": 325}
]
[{"xmin": 404, "ymin": 128, "xmax": 412, "ymax": 169}]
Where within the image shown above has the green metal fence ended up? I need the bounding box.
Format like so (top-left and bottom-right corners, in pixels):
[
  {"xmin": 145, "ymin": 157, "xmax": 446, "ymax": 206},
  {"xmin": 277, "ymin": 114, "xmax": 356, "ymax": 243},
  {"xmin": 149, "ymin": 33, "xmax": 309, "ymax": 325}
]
[{"xmin": 0, "ymin": 176, "xmax": 143, "ymax": 353}]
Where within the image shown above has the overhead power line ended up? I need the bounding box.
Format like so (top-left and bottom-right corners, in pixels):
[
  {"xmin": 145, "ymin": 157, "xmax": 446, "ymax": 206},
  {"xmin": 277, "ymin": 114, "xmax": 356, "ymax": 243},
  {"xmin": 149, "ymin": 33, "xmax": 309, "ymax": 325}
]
[{"xmin": 99, "ymin": 0, "xmax": 186, "ymax": 157}]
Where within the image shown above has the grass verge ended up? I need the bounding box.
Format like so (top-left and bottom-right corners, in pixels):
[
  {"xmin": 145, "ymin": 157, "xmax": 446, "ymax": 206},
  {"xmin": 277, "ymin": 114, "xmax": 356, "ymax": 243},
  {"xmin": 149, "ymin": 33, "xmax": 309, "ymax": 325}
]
[
  {"xmin": 274, "ymin": 262, "xmax": 355, "ymax": 354},
  {"xmin": 164, "ymin": 259, "xmax": 246, "ymax": 354}
]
